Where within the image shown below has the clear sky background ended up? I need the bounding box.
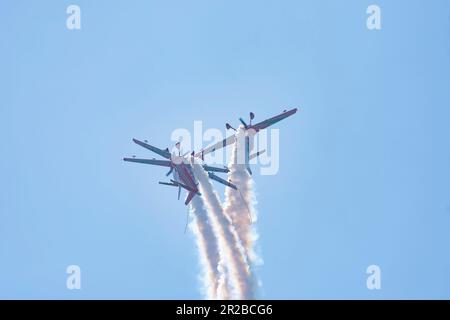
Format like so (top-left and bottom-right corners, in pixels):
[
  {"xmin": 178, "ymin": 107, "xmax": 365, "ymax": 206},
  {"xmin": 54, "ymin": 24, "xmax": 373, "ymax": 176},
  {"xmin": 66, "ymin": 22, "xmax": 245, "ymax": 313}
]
[{"xmin": 1, "ymin": 0, "xmax": 450, "ymax": 299}]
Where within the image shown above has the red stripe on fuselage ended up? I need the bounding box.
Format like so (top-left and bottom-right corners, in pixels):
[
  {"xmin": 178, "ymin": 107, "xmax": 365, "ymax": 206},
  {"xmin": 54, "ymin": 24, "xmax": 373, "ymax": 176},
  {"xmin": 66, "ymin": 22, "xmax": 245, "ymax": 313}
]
[{"xmin": 176, "ymin": 163, "xmax": 198, "ymax": 192}]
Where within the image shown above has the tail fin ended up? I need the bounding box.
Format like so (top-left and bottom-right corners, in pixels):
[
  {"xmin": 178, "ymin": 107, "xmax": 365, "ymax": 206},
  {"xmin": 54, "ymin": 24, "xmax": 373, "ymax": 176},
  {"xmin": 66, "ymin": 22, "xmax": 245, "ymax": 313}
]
[{"xmin": 185, "ymin": 191, "xmax": 197, "ymax": 205}]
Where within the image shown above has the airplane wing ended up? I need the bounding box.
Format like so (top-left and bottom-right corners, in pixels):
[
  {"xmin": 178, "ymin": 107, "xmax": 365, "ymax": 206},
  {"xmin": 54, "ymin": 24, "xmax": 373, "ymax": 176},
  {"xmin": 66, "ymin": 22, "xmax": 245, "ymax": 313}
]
[
  {"xmin": 123, "ymin": 158, "xmax": 172, "ymax": 167},
  {"xmin": 158, "ymin": 181, "xmax": 178, "ymax": 187},
  {"xmin": 250, "ymin": 108, "xmax": 298, "ymax": 132},
  {"xmin": 207, "ymin": 172, "xmax": 238, "ymax": 190},
  {"xmin": 249, "ymin": 149, "xmax": 266, "ymax": 160},
  {"xmin": 202, "ymin": 164, "xmax": 229, "ymax": 173},
  {"xmin": 195, "ymin": 135, "xmax": 236, "ymax": 159},
  {"xmin": 132, "ymin": 139, "xmax": 171, "ymax": 159},
  {"xmin": 184, "ymin": 190, "xmax": 197, "ymax": 205}
]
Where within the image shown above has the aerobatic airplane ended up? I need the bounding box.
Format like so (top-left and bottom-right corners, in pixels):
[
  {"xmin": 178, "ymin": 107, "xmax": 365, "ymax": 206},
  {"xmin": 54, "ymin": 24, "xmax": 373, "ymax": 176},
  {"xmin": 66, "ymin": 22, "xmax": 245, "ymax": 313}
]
[
  {"xmin": 123, "ymin": 139, "xmax": 237, "ymax": 205},
  {"xmin": 195, "ymin": 108, "xmax": 298, "ymax": 174}
]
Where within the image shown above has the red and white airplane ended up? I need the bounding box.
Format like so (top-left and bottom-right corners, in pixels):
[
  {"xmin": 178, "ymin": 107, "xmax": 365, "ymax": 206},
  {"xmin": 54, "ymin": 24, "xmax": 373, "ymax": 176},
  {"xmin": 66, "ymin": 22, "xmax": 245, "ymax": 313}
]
[
  {"xmin": 195, "ymin": 108, "xmax": 298, "ymax": 174},
  {"xmin": 124, "ymin": 139, "xmax": 237, "ymax": 205}
]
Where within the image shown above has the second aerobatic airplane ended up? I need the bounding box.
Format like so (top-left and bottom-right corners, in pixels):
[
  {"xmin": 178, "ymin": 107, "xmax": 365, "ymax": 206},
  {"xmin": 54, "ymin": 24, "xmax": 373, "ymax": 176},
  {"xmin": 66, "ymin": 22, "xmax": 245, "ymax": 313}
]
[
  {"xmin": 124, "ymin": 139, "xmax": 237, "ymax": 205},
  {"xmin": 195, "ymin": 108, "xmax": 298, "ymax": 174}
]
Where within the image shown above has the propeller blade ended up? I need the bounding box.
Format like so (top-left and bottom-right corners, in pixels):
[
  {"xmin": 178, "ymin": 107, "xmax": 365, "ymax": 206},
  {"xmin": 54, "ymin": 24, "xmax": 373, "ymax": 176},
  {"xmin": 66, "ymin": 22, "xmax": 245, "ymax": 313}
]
[
  {"xmin": 239, "ymin": 118, "xmax": 248, "ymax": 129},
  {"xmin": 226, "ymin": 123, "xmax": 236, "ymax": 131},
  {"xmin": 166, "ymin": 168, "xmax": 173, "ymax": 176}
]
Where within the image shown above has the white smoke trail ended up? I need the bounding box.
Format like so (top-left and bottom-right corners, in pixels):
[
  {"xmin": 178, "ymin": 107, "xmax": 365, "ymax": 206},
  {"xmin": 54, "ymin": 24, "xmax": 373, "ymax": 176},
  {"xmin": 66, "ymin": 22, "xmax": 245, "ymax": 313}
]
[
  {"xmin": 223, "ymin": 127, "xmax": 263, "ymax": 295},
  {"xmin": 189, "ymin": 195, "xmax": 221, "ymax": 299},
  {"xmin": 190, "ymin": 162, "xmax": 253, "ymax": 299},
  {"xmin": 215, "ymin": 261, "xmax": 230, "ymax": 300}
]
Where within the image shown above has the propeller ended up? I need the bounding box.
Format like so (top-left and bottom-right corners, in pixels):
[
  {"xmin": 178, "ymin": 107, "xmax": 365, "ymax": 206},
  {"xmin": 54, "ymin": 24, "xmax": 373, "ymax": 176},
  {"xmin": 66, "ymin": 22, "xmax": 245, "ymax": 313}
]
[
  {"xmin": 226, "ymin": 123, "xmax": 236, "ymax": 131},
  {"xmin": 166, "ymin": 168, "xmax": 173, "ymax": 176}
]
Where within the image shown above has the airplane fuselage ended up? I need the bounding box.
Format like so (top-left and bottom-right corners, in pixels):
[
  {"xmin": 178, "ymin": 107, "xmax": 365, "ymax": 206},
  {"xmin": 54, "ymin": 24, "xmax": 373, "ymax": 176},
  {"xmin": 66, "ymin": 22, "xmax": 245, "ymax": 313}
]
[{"xmin": 172, "ymin": 160, "xmax": 198, "ymax": 194}]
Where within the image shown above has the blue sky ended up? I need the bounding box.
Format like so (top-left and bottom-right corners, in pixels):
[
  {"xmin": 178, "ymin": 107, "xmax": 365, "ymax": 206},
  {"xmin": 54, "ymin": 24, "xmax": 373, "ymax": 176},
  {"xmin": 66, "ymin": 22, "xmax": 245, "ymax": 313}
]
[{"xmin": 1, "ymin": 0, "xmax": 450, "ymax": 299}]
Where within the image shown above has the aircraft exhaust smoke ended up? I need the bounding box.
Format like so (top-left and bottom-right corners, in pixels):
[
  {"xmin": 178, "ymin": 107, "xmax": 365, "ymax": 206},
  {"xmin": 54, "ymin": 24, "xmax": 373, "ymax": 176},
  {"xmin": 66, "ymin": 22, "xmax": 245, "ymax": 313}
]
[
  {"xmin": 189, "ymin": 196, "xmax": 221, "ymax": 299},
  {"xmin": 223, "ymin": 127, "xmax": 263, "ymax": 295},
  {"xmin": 191, "ymin": 161, "xmax": 253, "ymax": 299}
]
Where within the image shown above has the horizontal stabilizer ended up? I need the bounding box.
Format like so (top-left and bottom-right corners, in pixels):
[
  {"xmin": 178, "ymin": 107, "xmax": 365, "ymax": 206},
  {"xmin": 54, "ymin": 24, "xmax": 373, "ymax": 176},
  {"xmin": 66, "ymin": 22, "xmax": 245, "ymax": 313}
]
[{"xmin": 170, "ymin": 179, "xmax": 196, "ymax": 193}]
